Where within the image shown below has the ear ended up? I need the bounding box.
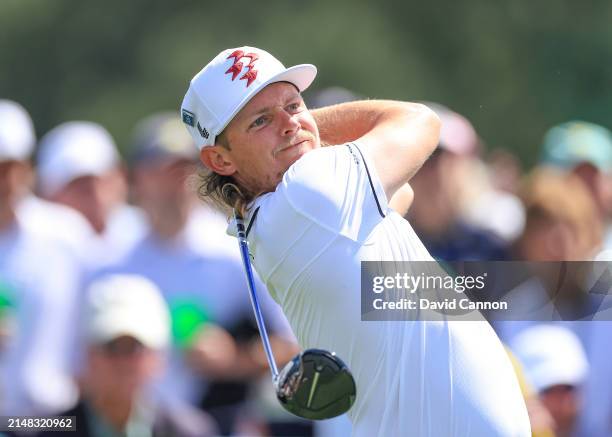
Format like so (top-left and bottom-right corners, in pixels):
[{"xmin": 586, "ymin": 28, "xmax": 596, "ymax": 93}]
[{"xmin": 199, "ymin": 146, "xmax": 237, "ymax": 176}]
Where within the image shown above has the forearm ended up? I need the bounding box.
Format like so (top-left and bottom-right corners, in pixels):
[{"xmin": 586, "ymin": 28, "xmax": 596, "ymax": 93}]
[
  {"xmin": 312, "ymin": 100, "xmax": 423, "ymax": 146},
  {"xmin": 313, "ymin": 99, "xmax": 440, "ymax": 199}
]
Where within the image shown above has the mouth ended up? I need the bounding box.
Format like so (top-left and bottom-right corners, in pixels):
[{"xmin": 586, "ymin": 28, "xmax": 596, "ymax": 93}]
[
  {"xmin": 273, "ymin": 139, "xmax": 310, "ymax": 157},
  {"xmin": 290, "ymin": 139, "xmax": 309, "ymax": 149}
]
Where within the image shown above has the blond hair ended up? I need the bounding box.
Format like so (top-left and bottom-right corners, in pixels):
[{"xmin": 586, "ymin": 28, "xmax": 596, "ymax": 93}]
[
  {"xmin": 195, "ymin": 132, "xmax": 256, "ymax": 217},
  {"xmin": 196, "ymin": 166, "xmax": 255, "ymax": 217}
]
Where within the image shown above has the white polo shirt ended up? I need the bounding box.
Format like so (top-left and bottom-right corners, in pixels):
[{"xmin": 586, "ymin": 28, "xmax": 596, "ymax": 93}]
[{"xmin": 238, "ymin": 143, "xmax": 530, "ymax": 437}]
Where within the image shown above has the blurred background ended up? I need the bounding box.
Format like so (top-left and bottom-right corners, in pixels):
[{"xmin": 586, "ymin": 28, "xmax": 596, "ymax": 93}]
[
  {"xmin": 1, "ymin": 0, "xmax": 611, "ymax": 165},
  {"xmin": 1, "ymin": 1, "xmax": 612, "ymax": 436}
]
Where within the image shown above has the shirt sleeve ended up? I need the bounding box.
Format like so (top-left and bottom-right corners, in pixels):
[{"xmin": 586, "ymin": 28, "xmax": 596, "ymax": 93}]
[{"xmin": 279, "ymin": 142, "xmax": 389, "ymax": 243}]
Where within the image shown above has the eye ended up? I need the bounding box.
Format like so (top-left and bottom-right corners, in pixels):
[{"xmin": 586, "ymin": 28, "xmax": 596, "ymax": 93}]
[
  {"xmin": 286, "ymin": 102, "xmax": 302, "ymax": 112},
  {"xmin": 249, "ymin": 115, "xmax": 268, "ymax": 129}
]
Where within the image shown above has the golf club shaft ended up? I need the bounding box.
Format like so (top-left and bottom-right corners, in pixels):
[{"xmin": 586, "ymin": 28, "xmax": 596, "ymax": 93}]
[{"xmin": 234, "ymin": 210, "xmax": 280, "ymax": 379}]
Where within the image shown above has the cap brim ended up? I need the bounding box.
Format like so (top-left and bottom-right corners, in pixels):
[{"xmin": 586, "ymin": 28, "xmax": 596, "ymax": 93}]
[
  {"xmin": 271, "ymin": 64, "xmax": 318, "ymax": 94},
  {"xmin": 89, "ymin": 315, "xmax": 168, "ymax": 350},
  {"xmin": 217, "ymin": 64, "xmax": 317, "ymax": 136}
]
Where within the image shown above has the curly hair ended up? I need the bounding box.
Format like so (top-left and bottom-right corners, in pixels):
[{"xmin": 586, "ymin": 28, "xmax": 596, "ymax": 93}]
[{"xmin": 195, "ymin": 132, "xmax": 255, "ymax": 217}]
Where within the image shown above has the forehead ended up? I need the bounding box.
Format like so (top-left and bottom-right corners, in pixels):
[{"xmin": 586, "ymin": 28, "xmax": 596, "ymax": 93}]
[{"xmin": 233, "ymin": 82, "xmax": 300, "ymax": 121}]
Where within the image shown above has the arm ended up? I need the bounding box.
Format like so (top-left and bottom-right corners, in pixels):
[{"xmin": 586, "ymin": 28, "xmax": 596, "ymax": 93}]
[
  {"xmin": 187, "ymin": 324, "xmax": 299, "ymax": 380},
  {"xmin": 388, "ymin": 182, "xmax": 414, "ymax": 216},
  {"xmin": 312, "ymin": 100, "xmax": 440, "ymax": 200}
]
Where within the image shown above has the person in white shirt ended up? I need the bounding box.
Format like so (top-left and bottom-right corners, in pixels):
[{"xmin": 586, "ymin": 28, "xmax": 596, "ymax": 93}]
[
  {"xmin": 36, "ymin": 121, "xmax": 148, "ymax": 272},
  {"xmin": 0, "ymin": 100, "xmax": 94, "ymax": 262},
  {"xmin": 0, "ymin": 99, "xmax": 81, "ymax": 414},
  {"xmin": 180, "ymin": 46, "xmax": 531, "ymax": 436}
]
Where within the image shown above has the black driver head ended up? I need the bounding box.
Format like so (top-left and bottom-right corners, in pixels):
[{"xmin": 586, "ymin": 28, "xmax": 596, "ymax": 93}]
[{"xmin": 275, "ymin": 349, "xmax": 357, "ymax": 420}]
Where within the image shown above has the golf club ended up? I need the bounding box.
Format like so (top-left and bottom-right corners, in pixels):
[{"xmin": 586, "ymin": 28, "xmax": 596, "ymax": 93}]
[{"xmin": 234, "ymin": 210, "xmax": 357, "ymax": 420}]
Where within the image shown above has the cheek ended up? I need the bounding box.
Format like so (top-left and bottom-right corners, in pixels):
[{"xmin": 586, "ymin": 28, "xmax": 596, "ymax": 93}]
[{"xmin": 300, "ymin": 114, "xmax": 319, "ymax": 139}]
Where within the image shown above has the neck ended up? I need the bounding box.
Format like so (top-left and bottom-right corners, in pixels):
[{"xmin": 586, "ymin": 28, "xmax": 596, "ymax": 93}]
[
  {"xmin": 147, "ymin": 199, "xmax": 195, "ymax": 241},
  {"xmin": 86, "ymin": 389, "xmax": 135, "ymax": 432},
  {"xmin": 149, "ymin": 213, "xmax": 189, "ymax": 241}
]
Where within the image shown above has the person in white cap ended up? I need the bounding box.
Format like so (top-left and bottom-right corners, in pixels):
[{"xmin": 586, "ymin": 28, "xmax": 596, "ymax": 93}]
[
  {"xmin": 0, "ymin": 99, "xmax": 36, "ymax": 233},
  {"xmin": 36, "ymin": 121, "xmax": 147, "ymax": 271},
  {"xmin": 511, "ymin": 324, "xmax": 589, "ymax": 437},
  {"xmin": 39, "ymin": 274, "xmax": 218, "ymax": 437},
  {"xmin": 0, "ymin": 99, "xmax": 83, "ymax": 415},
  {"xmin": 0, "ymin": 100, "xmax": 93, "ymax": 260},
  {"xmin": 179, "ymin": 46, "xmax": 531, "ymax": 436}
]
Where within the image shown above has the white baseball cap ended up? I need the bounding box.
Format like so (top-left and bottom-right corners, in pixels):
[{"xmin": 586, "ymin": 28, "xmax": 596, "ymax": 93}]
[
  {"xmin": 181, "ymin": 46, "xmax": 317, "ymax": 150},
  {"xmin": 510, "ymin": 324, "xmax": 588, "ymax": 392},
  {"xmin": 0, "ymin": 99, "xmax": 35, "ymax": 161},
  {"xmin": 86, "ymin": 274, "xmax": 171, "ymax": 350},
  {"xmin": 37, "ymin": 121, "xmax": 120, "ymax": 196}
]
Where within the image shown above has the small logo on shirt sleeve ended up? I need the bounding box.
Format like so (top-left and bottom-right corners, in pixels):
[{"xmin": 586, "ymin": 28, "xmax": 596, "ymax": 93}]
[{"xmin": 346, "ymin": 144, "xmax": 361, "ymax": 165}]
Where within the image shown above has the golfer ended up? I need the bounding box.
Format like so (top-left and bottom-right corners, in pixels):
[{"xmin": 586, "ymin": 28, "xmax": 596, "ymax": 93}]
[{"xmin": 181, "ymin": 46, "xmax": 530, "ymax": 436}]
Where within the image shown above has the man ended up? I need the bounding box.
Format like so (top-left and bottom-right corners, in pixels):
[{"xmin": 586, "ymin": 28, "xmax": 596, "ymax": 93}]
[
  {"xmin": 180, "ymin": 46, "xmax": 530, "ymax": 436},
  {"xmin": 0, "ymin": 100, "xmax": 83, "ymax": 415},
  {"xmin": 0, "ymin": 100, "xmax": 94, "ymax": 263},
  {"xmin": 37, "ymin": 274, "xmax": 217, "ymax": 437},
  {"xmin": 36, "ymin": 121, "xmax": 147, "ymax": 271}
]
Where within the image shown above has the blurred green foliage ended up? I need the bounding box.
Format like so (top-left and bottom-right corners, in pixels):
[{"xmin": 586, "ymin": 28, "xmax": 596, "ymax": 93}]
[{"xmin": 1, "ymin": 0, "xmax": 610, "ymax": 166}]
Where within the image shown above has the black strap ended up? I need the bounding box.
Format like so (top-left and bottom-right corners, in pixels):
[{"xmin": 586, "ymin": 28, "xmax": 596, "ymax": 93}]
[
  {"xmin": 245, "ymin": 206, "xmax": 260, "ymax": 238},
  {"xmin": 352, "ymin": 143, "xmax": 385, "ymax": 218}
]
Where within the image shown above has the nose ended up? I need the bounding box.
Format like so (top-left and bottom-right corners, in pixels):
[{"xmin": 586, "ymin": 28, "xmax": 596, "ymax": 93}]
[{"xmin": 278, "ymin": 108, "xmax": 300, "ymax": 136}]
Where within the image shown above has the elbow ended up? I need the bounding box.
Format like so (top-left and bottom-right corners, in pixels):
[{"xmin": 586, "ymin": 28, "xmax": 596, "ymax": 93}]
[
  {"xmin": 422, "ymin": 103, "xmax": 442, "ymax": 130},
  {"xmin": 409, "ymin": 103, "xmax": 441, "ymax": 154},
  {"xmin": 419, "ymin": 103, "xmax": 442, "ymax": 140}
]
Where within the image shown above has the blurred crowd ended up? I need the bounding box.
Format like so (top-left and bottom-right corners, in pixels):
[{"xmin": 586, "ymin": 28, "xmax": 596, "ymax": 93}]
[{"xmin": 1, "ymin": 89, "xmax": 612, "ymax": 437}]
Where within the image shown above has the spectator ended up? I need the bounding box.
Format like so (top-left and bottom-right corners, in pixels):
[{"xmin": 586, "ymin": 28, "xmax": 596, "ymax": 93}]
[
  {"xmin": 36, "ymin": 121, "xmax": 147, "ymax": 271},
  {"xmin": 511, "ymin": 325, "xmax": 588, "ymax": 437},
  {"xmin": 36, "ymin": 274, "xmax": 217, "ymax": 437},
  {"xmin": 516, "ymin": 167, "xmax": 602, "ymax": 262},
  {"xmin": 499, "ymin": 167, "xmax": 612, "ymax": 437},
  {"xmin": 494, "ymin": 168, "xmax": 603, "ymax": 336},
  {"xmin": 408, "ymin": 104, "xmax": 517, "ymax": 260},
  {"xmin": 0, "ymin": 100, "xmax": 81, "ymax": 415},
  {"xmin": 0, "ymin": 100, "xmax": 93, "ymax": 263},
  {"xmin": 540, "ymin": 121, "xmax": 612, "ymax": 248}
]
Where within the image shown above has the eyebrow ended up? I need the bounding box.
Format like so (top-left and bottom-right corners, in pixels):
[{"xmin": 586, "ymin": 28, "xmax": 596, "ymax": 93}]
[{"xmin": 246, "ymin": 92, "xmax": 301, "ymax": 120}]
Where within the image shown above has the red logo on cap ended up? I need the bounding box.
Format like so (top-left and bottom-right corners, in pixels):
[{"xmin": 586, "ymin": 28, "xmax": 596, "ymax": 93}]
[{"xmin": 225, "ymin": 50, "xmax": 259, "ymax": 87}]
